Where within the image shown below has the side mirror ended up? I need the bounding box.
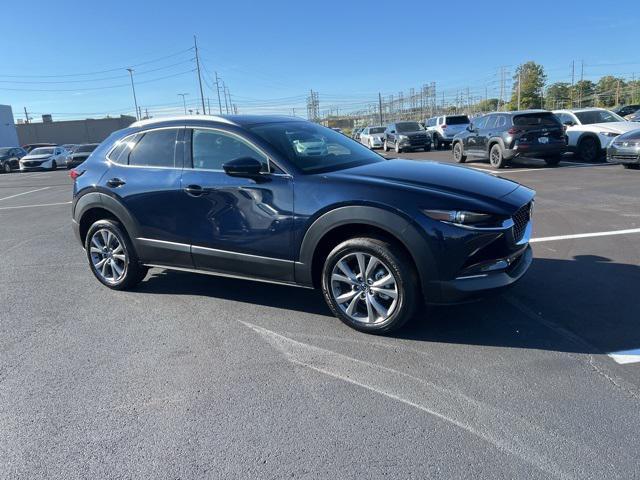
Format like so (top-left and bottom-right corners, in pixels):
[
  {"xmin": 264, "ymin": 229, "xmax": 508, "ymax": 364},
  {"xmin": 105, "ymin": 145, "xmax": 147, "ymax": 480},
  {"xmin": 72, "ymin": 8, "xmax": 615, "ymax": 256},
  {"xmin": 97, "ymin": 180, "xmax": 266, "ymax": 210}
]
[
  {"xmin": 467, "ymin": 124, "xmax": 475, "ymax": 132},
  {"xmin": 223, "ymin": 157, "xmax": 263, "ymax": 178},
  {"xmin": 390, "ymin": 130, "xmax": 396, "ymax": 134}
]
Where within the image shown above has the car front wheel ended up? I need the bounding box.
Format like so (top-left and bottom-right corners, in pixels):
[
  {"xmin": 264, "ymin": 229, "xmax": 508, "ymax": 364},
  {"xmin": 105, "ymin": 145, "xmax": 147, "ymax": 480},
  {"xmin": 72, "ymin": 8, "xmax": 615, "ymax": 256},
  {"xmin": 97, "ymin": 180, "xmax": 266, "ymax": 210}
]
[
  {"xmin": 453, "ymin": 142, "xmax": 466, "ymax": 163},
  {"xmin": 85, "ymin": 219, "xmax": 148, "ymax": 290},
  {"xmin": 578, "ymin": 137, "xmax": 601, "ymax": 162},
  {"xmin": 321, "ymin": 237, "xmax": 419, "ymax": 334},
  {"xmin": 2, "ymin": 162, "xmax": 11, "ymax": 174},
  {"xmin": 395, "ymin": 142, "xmax": 401, "ymax": 154},
  {"xmin": 383, "ymin": 140, "xmax": 389, "ymax": 152}
]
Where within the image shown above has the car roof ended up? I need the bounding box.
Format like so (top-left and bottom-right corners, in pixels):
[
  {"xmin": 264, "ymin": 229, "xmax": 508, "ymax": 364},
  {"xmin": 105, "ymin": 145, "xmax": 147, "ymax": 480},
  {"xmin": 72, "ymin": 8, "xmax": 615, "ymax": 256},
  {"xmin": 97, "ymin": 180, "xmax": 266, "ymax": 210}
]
[
  {"xmin": 486, "ymin": 109, "xmax": 548, "ymax": 115},
  {"xmin": 130, "ymin": 114, "xmax": 305, "ymax": 129},
  {"xmin": 552, "ymin": 107, "xmax": 609, "ymax": 113}
]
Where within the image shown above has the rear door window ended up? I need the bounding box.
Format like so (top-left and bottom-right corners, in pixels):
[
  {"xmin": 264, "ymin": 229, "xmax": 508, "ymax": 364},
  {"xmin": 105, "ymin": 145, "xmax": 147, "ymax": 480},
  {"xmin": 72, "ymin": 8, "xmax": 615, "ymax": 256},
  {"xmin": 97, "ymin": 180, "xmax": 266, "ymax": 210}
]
[
  {"xmin": 446, "ymin": 115, "xmax": 470, "ymax": 125},
  {"xmin": 128, "ymin": 129, "xmax": 179, "ymax": 168}
]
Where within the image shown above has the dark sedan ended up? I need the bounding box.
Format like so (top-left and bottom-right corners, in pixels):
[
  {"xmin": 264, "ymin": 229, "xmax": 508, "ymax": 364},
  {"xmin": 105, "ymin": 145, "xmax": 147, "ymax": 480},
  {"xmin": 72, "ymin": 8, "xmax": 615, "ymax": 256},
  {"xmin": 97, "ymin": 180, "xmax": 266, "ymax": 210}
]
[
  {"xmin": 66, "ymin": 143, "xmax": 98, "ymax": 169},
  {"xmin": 71, "ymin": 115, "xmax": 534, "ymax": 333}
]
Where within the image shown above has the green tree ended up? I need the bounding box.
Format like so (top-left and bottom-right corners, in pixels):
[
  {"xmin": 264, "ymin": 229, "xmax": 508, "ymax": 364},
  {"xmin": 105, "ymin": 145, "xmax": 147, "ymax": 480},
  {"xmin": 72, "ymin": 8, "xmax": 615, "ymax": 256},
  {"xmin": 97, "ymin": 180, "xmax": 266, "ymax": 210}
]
[
  {"xmin": 624, "ymin": 80, "xmax": 640, "ymax": 104},
  {"xmin": 545, "ymin": 82, "xmax": 571, "ymax": 109},
  {"xmin": 572, "ymin": 80, "xmax": 596, "ymax": 107},
  {"xmin": 509, "ymin": 62, "xmax": 546, "ymax": 110},
  {"xmin": 476, "ymin": 98, "xmax": 499, "ymax": 112},
  {"xmin": 596, "ymin": 76, "xmax": 626, "ymax": 107}
]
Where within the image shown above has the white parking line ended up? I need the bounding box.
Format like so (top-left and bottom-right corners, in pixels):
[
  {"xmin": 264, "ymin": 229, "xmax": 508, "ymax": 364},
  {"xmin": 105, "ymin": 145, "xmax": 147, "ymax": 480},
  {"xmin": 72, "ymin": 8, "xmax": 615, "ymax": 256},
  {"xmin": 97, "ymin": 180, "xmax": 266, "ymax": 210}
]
[
  {"xmin": 531, "ymin": 228, "xmax": 640, "ymax": 243},
  {"xmin": 0, "ymin": 201, "xmax": 71, "ymax": 211},
  {"xmin": 608, "ymin": 349, "xmax": 640, "ymax": 365},
  {"xmin": 0, "ymin": 187, "xmax": 50, "ymax": 201}
]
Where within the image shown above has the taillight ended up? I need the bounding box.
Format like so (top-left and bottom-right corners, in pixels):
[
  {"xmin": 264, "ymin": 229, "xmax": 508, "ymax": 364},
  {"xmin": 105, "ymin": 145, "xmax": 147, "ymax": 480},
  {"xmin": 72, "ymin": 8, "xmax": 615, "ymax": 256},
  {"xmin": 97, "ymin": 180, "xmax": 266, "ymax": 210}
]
[
  {"xmin": 507, "ymin": 128, "xmax": 522, "ymax": 135},
  {"xmin": 441, "ymin": 124, "xmax": 447, "ymax": 129},
  {"xmin": 69, "ymin": 169, "xmax": 84, "ymax": 181}
]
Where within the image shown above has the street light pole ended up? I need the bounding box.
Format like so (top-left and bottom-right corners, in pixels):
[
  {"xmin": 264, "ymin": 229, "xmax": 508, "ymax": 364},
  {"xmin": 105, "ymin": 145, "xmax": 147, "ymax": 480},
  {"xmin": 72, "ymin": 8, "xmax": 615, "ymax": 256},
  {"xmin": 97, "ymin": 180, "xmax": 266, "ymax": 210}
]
[
  {"xmin": 178, "ymin": 93, "xmax": 189, "ymax": 115},
  {"xmin": 126, "ymin": 68, "xmax": 139, "ymax": 121}
]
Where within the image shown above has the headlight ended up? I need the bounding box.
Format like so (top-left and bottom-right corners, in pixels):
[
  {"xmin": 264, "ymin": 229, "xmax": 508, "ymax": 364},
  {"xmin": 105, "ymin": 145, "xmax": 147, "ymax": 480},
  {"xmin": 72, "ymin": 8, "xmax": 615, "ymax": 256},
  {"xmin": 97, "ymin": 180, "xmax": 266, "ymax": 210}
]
[
  {"xmin": 398, "ymin": 135, "xmax": 408, "ymax": 141},
  {"xmin": 422, "ymin": 209, "xmax": 501, "ymax": 227},
  {"xmin": 599, "ymin": 132, "xmax": 619, "ymax": 137}
]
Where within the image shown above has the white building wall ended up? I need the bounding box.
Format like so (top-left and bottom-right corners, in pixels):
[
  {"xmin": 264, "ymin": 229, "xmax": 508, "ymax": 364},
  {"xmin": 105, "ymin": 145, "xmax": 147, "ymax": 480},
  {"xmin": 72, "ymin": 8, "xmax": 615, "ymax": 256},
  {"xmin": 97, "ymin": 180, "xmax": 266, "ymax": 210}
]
[{"xmin": 0, "ymin": 105, "xmax": 19, "ymax": 147}]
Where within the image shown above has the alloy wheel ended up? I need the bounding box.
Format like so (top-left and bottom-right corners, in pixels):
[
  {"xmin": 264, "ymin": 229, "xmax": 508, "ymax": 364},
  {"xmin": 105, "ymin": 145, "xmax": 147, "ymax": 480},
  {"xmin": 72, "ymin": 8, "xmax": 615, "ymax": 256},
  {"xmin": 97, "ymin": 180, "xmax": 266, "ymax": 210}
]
[
  {"xmin": 330, "ymin": 252, "xmax": 399, "ymax": 325},
  {"xmin": 89, "ymin": 229, "xmax": 127, "ymax": 284}
]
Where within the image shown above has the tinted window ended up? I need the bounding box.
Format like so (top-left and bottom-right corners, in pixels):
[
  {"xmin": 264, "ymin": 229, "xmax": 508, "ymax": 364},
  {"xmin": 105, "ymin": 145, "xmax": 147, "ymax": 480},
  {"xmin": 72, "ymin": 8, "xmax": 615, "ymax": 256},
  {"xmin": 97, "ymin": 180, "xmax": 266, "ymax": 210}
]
[
  {"xmin": 472, "ymin": 116, "xmax": 488, "ymax": 129},
  {"xmin": 128, "ymin": 129, "xmax": 178, "ymax": 167},
  {"xmin": 484, "ymin": 116, "xmax": 498, "ymax": 129},
  {"xmin": 396, "ymin": 122, "xmax": 422, "ymax": 132},
  {"xmin": 76, "ymin": 144, "xmax": 98, "ymax": 153},
  {"xmin": 249, "ymin": 121, "xmax": 384, "ymax": 174},
  {"xmin": 30, "ymin": 147, "xmax": 55, "ymax": 155},
  {"xmin": 191, "ymin": 129, "xmax": 267, "ymax": 171},
  {"xmin": 109, "ymin": 133, "xmax": 142, "ymax": 164},
  {"xmin": 513, "ymin": 113, "xmax": 561, "ymax": 126},
  {"xmin": 370, "ymin": 127, "xmax": 385, "ymax": 134},
  {"xmin": 446, "ymin": 115, "xmax": 470, "ymax": 125}
]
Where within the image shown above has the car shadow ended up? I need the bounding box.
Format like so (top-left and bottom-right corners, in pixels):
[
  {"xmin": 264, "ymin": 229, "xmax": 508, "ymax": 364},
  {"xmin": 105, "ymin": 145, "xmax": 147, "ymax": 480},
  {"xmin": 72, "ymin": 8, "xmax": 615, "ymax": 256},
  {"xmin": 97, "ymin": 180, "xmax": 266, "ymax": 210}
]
[{"xmin": 135, "ymin": 254, "xmax": 640, "ymax": 355}]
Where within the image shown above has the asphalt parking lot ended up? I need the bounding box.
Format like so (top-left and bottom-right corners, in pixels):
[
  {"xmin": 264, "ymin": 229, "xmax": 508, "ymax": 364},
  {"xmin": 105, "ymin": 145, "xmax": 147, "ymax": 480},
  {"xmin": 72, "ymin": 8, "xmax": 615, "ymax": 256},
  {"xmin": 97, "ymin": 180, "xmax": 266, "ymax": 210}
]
[{"xmin": 1, "ymin": 155, "xmax": 639, "ymax": 479}]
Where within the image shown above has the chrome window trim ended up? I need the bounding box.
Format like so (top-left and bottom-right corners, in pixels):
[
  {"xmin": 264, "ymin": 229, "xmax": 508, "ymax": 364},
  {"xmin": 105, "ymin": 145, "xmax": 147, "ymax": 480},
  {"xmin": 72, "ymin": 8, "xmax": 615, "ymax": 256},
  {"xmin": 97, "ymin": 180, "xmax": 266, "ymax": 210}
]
[{"xmin": 105, "ymin": 126, "xmax": 183, "ymax": 170}]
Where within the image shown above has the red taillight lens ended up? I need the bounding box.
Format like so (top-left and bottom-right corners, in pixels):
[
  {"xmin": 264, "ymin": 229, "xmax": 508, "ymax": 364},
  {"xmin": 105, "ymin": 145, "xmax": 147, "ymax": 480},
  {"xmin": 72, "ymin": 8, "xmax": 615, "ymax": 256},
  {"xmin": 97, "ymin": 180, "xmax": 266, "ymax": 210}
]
[
  {"xmin": 441, "ymin": 124, "xmax": 447, "ymax": 129},
  {"xmin": 69, "ymin": 169, "xmax": 84, "ymax": 181},
  {"xmin": 507, "ymin": 128, "xmax": 522, "ymax": 135}
]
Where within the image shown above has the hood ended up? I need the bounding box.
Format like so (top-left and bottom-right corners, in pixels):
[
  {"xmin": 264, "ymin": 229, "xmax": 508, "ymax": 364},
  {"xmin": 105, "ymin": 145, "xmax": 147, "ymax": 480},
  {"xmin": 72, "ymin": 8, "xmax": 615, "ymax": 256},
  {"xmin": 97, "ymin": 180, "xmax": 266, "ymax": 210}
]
[
  {"xmin": 588, "ymin": 122, "xmax": 638, "ymax": 133},
  {"xmin": 332, "ymin": 159, "xmax": 521, "ymax": 201},
  {"xmin": 22, "ymin": 154, "xmax": 52, "ymax": 161}
]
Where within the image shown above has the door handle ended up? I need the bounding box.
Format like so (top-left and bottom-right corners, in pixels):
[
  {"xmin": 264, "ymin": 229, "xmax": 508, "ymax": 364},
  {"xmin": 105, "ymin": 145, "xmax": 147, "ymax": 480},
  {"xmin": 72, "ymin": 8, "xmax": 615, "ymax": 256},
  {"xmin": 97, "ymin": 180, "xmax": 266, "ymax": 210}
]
[
  {"xmin": 184, "ymin": 184, "xmax": 209, "ymax": 197},
  {"xmin": 106, "ymin": 177, "xmax": 126, "ymax": 188}
]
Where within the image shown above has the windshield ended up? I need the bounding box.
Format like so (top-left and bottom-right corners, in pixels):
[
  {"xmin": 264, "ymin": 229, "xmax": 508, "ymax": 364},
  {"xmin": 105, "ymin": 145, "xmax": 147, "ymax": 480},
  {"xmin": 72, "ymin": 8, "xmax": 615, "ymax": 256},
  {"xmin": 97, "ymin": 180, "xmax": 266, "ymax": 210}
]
[
  {"xmin": 446, "ymin": 116, "xmax": 470, "ymax": 125},
  {"xmin": 30, "ymin": 147, "xmax": 55, "ymax": 155},
  {"xmin": 76, "ymin": 144, "xmax": 98, "ymax": 153},
  {"xmin": 396, "ymin": 122, "xmax": 422, "ymax": 133},
  {"xmin": 0, "ymin": 148, "xmax": 11, "ymax": 155},
  {"xmin": 369, "ymin": 127, "xmax": 385, "ymax": 134},
  {"xmin": 575, "ymin": 110, "xmax": 625, "ymax": 124},
  {"xmin": 249, "ymin": 121, "xmax": 384, "ymax": 174}
]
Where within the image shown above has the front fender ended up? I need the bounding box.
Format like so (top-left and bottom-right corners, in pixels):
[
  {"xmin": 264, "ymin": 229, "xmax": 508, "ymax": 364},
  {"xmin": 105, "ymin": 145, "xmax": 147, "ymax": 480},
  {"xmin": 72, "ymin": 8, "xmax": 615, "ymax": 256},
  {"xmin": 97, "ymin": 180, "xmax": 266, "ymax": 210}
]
[{"xmin": 294, "ymin": 205, "xmax": 440, "ymax": 299}]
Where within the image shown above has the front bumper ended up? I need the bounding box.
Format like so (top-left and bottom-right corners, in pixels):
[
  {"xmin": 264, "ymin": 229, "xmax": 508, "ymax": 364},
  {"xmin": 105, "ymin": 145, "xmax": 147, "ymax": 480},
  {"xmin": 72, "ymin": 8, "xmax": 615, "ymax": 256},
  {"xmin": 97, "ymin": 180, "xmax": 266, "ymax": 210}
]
[
  {"xmin": 607, "ymin": 144, "xmax": 640, "ymax": 164},
  {"xmin": 433, "ymin": 245, "xmax": 533, "ymax": 303}
]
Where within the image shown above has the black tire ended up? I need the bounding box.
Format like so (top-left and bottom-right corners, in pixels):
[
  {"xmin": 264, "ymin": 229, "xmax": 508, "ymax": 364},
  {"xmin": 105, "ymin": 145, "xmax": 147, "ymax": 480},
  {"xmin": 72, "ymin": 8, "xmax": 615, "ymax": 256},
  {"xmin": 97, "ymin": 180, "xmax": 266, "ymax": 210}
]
[
  {"xmin": 395, "ymin": 141, "xmax": 401, "ymax": 154},
  {"xmin": 50, "ymin": 160, "xmax": 57, "ymax": 171},
  {"xmin": 543, "ymin": 155, "xmax": 562, "ymax": 166},
  {"xmin": 2, "ymin": 162, "xmax": 10, "ymax": 174},
  {"xmin": 321, "ymin": 237, "xmax": 419, "ymax": 334},
  {"xmin": 433, "ymin": 134, "xmax": 441, "ymax": 150},
  {"xmin": 424, "ymin": 143, "xmax": 431, "ymax": 152},
  {"xmin": 489, "ymin": 143, "xmax": 507, "ymax": 169},
  {"xmin": 578, "ymin": 136, "xmax": 601, "ymax": 162},
  {"xmin": 453, "ymin": 142, "xmax": 467, "ymax": 163},
  {"xmin": 623, "ymin": 164, "xmax": 640, "ymax": 170},
  {"xmin": 85, "ymin": 219, "xmax": 148, "ymax": 290},
  {"xmin": 383, "ymin": 139, "xmax": 389, "ymax": 152}
]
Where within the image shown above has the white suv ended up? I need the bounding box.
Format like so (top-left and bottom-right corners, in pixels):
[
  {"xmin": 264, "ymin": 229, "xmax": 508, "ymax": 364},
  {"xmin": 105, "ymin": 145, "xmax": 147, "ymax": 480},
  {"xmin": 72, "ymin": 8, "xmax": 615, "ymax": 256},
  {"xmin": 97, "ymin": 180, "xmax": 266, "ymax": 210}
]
[
  {"xmin": 425, "ymin": 115, "xmax": 470, "ymax": 150},
  {"xmin": 552, "ymin": 108, "xmax": 637, "ymax": 162}
]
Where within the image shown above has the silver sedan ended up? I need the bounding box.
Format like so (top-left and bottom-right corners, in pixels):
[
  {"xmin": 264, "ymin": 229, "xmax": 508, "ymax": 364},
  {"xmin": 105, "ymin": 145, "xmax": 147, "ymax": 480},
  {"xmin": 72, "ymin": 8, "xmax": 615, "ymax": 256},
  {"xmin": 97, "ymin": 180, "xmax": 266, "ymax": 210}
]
[{"xmin": 359, "ymin": 126, "xmax": 386, "ymax": 149}]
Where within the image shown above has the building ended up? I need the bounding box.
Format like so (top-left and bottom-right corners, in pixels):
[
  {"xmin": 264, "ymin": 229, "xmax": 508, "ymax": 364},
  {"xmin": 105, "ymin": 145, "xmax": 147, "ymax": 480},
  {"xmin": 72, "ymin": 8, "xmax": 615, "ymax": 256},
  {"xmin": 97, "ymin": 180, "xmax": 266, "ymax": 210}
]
[
  {"xmin": 16, "ymin": 115, "xmax": 136, "ymax": 146},
  {"xmin": 0, "ymin": 105, "xmax": 19, "ymax": 146}
]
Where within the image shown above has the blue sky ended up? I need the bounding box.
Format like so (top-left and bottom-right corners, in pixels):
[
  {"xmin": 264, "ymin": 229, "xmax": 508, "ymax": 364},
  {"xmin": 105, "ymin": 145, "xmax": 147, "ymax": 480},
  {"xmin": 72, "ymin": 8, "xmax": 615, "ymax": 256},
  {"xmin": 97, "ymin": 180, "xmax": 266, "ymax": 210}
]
[{"xmin": 1, "ymin": 0, "xmax": 638, "ymax": 121}]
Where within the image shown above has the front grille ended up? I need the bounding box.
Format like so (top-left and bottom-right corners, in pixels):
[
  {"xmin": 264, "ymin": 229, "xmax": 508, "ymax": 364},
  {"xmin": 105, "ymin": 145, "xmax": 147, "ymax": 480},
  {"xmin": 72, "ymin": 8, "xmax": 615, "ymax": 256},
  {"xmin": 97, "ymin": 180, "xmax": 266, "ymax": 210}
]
[
  {"xmin": 611, "ymin": 154, "xmax": 639, "ymax": 162},
  {"xmin": 23, "ymin": 161, "xmax": 43, "ymax": 167},
  {"xmin": 512, "ymin": 202, "xmax": 532, "ymax": 242},
  {"xmin": 409, "ymin": 135, "xmax": 428, "ymax": 146}
]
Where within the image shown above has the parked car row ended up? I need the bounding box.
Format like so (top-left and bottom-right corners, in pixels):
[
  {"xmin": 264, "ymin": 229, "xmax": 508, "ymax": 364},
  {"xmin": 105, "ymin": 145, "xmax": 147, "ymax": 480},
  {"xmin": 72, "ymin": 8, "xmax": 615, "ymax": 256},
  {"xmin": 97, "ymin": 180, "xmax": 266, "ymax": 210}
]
[{"xmin": 0, "ymin": 142, "xmax": 99, "ymax": 173}]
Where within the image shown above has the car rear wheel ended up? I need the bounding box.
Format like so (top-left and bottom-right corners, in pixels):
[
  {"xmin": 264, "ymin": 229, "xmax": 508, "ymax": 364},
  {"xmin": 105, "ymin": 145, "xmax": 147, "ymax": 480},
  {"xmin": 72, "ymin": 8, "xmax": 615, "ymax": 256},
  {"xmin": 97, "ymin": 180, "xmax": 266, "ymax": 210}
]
[
  {"xmin": 489, "ymin": 144, "xmax": 507, "ymax": 169},
  {"xmin": 578, "ymin": 136, "xmax": 600, "ymax": 162},
  {"xmin": 453, "ymin": 142, "xmax": 466, "ymax": 163},
  {"xmin": 85, "ymin": 219, "xmax": 148, "ymax": 290},
  {"xmin": 321, "ymin": 237, "xmax": 419, "ymax": 334}
]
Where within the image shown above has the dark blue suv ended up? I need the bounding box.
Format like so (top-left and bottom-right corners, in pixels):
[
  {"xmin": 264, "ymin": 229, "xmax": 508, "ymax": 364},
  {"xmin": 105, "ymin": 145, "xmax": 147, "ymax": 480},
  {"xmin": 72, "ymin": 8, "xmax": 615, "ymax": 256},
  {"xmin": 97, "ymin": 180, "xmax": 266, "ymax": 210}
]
[{"xmin": 72, "ymin": 115, "xmax": 535, "ymax": 333}]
